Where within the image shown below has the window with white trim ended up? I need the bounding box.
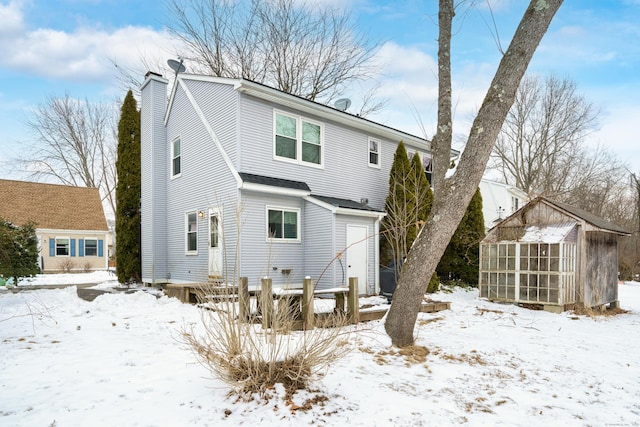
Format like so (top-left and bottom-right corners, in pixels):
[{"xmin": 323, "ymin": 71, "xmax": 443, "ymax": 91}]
[
  {"xmin": 267, "ymin": 208, "xmax": 299, "ymax": 241},
  {"xmin": 84, "ymin": 239, "xmax": 98, "ymax": 256},
  {"xmin": 274, "ymin": 112, "xmax": 323, "ymax": 166},
  {"xmin": 511, "ymin": 196, "xmax": 520, "ymax": 213},
  {"xmin": 172, "ymin": 137, "xmax": 181, "ymax": 177},
  {"xmin": 423, "ymin": 155, "xmax": 433, "ymax": 184},
  {"xmin": 56, "ymin": 238, "xmax": 70, "ymax": 256},
  {"xmin": 368, "ymin": 138, "xmax": 380, "ymax": 167},
  {"xmin": 186, "ymin": 212, "xmax": 198, "ymax": 253}
]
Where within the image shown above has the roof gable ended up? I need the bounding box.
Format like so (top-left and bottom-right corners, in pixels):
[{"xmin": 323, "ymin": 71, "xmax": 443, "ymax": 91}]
[
  {"xmin": 0, "ymin": 179, "xmax": 108, "ymax": 231},
  {"xmin": 487, "ymin": 196, "xmax": 630, "ymax": 239}
]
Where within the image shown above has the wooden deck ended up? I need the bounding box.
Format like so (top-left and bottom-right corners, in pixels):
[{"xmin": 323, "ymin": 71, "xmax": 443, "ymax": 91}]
[{"xmin": 164, "ymin": 278, "xmax": 450, "ymax": 329}]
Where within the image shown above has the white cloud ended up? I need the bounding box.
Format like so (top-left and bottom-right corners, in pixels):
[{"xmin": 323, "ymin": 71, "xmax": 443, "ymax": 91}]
[
  {"xmin": 0, "ymin": 2, "xmax": 175, "ymax": 84},
  {"xmin": 363, "ymin": 41, "xmax": 496, "ymax": 141},
  {"xmin": 0, "ymin": 0, "xmax": 25, "ymax": 37}
]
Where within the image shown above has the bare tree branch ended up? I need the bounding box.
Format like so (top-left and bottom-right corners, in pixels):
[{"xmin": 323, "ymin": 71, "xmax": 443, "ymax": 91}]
[
  {"xmin": 164, "ymin": 0, "xmax": 381, "ymax": 108},
  {"xmin": 15, "ymin": 95, "xmax": 118, "ymax": 216}
]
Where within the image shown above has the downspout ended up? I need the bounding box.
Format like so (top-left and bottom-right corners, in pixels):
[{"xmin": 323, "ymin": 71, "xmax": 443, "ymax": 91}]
[{"xmin": 374, "ymin": 217, "xmax": 381, "ymax": 294}]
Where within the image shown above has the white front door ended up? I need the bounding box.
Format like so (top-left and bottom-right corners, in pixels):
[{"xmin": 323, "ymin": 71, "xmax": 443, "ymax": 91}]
[
  {"xmin": 208, "ymin": 209, "xmax": 223, "ymax": 277},
  {"xmin": 346, "ymin": 224, "xmax": 368, "ymax": 295}
]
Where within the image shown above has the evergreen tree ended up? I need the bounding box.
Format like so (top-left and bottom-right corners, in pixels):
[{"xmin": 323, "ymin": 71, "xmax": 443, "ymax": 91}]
[
  {"xmin": 381, "ymin": 146, "xmax": 439, "ymax": 293},
  {"xmin": 0, "ymin": 219, "xmax": 39, "ymax": 284},
  {"xmin": 408, "ymin": 152, "xmax": 433, "ymax": 248},
  {"xmin": 436, "ymin": 187, "xmax": 485, "ymax": 285},
  {"xmin": 380, "ymin": 142, "xmax": 412, "ymax": 267},
  {"xmin": 115, "ymin": 90, "xmax": 141, "ymax": 284}
]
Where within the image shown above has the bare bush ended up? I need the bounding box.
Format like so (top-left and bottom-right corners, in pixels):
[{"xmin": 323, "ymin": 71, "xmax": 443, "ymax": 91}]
[
  {"xmin": 180, "ymin": 281, "xmax": 350, "ymax": 396},
  {"xmin": 59, "ymin": 259, "xmax": 75, "ymax": 273},
  {"xmin": 179, "ymin": 202, "xmax": 351, "ymax": 397},
  {"xmin": 83, "ymin": 262, "xmax": 93, "ymax": 273}
]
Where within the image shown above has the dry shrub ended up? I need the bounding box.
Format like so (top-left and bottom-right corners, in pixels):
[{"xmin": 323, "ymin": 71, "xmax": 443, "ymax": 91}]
[
  {"xmin": 572, "ymin": 304, "xmax": 629, "ymax": 317},
  {"xmin": 180, "ymin": 281, "xmax": 351, "ymax": 397},
  {"xmin": 83, "ymin": 262, "xmax": 93, "ymax": 273},
  {"xmin": 59, "ymin": 259, "xmax": 75, "ymax": 273}
]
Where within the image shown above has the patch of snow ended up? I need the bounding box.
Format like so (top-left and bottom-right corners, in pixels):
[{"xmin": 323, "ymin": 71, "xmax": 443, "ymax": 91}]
[
  {"xmin": 519, "ymin": 222, "xmax": 576, "ymax": 243},
  {"xmin": 1, "ymin": 274, "xmax": 639, "ymax": 425}
]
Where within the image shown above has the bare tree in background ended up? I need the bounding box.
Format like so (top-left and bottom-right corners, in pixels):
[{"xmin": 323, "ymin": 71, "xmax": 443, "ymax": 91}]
[
  {"xmin": 163, "ymin": 0, "xmax": 383, "ymax": 110},
  {"xmin": 490, "ymin": 73, "xmax": 631, "ymax": 219},
  {"xmin": 628, "ymin": 172, "xmax": 640, "ymax": 277},
  {"xmin": 491, "ymin": 74, "xmax": 599, "ymax": 195},
  {"xmin": 384, "ymin": 0, "xmax": 563, "ymax": 347},
  {"xmin": 17, "ymin": 95, "xmax": 118, "ymax": 216}
]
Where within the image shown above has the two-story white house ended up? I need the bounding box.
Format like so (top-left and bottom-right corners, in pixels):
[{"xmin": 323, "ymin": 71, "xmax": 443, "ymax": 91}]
[
  {"xmin": 140, "ymin": 72, "xmax": 453, "ymax": 294},
  {"xmin": 479, "ymin": 178, "xmax": 529, "ymax": 231}
]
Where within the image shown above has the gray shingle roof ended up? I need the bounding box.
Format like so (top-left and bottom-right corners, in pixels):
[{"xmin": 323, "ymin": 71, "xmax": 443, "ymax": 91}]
[
  {"xmin": 239, "ymin": 173, "xmax": 310, "ymax": 192},
  {"xmin": 544, "ymin": 198, "xmax": 630, "ymax": 235},
  {"xmin": 311, "ymin": 195, "xmax": 383, "ymax": 212}
]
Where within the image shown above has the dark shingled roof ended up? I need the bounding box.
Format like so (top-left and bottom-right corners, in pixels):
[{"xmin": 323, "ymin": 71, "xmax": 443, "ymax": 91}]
[
  {"xmin": 239, "ymin": 173, "xmax": 310, "ymax": 192},
  {"xmin": 544, "ymin": 198, "xmax": 630, "ymax": 235},
  {"xmin": 311, "ymin": 195, "xmax": 383, "ymax": 212},
  {"xmin": 0, "ymin": 179, "xmax": 108, "ymax": 231}
]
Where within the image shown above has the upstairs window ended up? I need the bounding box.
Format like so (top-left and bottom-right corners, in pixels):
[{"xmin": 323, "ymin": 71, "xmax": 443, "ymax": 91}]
[
  {"xmin": 512, "ymin": 196, "xmax": 520, "ymax": 213},
  {"xmin": 267, "ymin": 208, "xmax": 299, "ymax": 241},
  {"xmin": 275, "ymin": 114, "xmax": 297, "ymax": 160},
  {"xmin": 368, "ymin": 138, "xmax": 380, "ymax": 167},
  {"xmin": 274, "ymin": 112, "xmax": 323, "ymax": 167},
  {"xmin": 172, "ymin": 137, "xmax": 181, "ymax": 177}
]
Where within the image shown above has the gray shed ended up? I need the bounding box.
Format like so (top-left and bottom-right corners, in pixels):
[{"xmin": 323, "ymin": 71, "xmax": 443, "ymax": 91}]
[{"xmin": 478, "ymin": 197, "xmax": 630, "ymax": 312}]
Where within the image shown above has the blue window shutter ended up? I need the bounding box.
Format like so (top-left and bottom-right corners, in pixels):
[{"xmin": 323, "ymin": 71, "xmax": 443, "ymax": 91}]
[
  {"xmin": 49, "ymin": 239, "xmax": 55, "ymax": 257},
  {"xmin": 79, "ymin": 239, "xmax": 85, "ymax": 257},
  {"xmin": 98, "ymin": 240, "xmax": 104, "ymax": 257},
  {"xmin": 70, "ymin": 239, "xmax": 76, "ymax": 257}
]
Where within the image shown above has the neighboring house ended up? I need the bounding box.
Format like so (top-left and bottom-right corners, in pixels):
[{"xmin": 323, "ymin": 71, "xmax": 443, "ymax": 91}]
[
  {"xmin": 478, "ymin": 178, "xmax": 529, "ymax": 230},
  {"xmin": 140, "ymin": 72, "xmax": 457, "ymax": 294},
  {"xmin": 478, "ymin": 197, "xmax": 630, "ymax": 312},
  {"xmin": 0, "ymin": 179, "xmax": 109, "ymax": 273}
]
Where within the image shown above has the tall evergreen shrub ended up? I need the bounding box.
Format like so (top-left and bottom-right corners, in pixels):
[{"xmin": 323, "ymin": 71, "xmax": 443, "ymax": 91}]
[
  {"xmin": 115, "ymin": 90, "xmax": 141, "ymax": 284},
  {"xmin": 381, "ymin": 142, "xmax": 412, "ymax": 267},
  {"xmin": 436, "ymin": 187, "xmax": 485, "ymax": 285}
]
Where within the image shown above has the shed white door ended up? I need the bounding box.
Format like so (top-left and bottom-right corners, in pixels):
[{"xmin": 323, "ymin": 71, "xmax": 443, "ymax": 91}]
[
  {"xmin": 208, "ymin": 210, "xmax": 222, "ymax": 277},
  {"xmin": 346, "ymin": 224, "xmax": 368, "ymax": 295}
]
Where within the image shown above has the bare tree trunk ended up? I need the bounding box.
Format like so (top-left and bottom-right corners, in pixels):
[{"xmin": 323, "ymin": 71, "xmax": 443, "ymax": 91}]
[{"xmin": 385, "ymin": 0, "xmax": 563, "ymax": 347}]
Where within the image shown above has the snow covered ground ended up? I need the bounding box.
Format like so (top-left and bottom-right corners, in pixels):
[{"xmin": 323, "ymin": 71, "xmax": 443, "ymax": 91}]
[{"xmin": 1, "ymin": 272, "xmax": 639, "ymax": 426}]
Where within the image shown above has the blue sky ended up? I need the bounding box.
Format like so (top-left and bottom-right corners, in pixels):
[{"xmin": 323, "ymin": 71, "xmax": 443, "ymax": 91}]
[{"xmin": 1, "ymin": 0, "xmax": 639, "ymax": 181}]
